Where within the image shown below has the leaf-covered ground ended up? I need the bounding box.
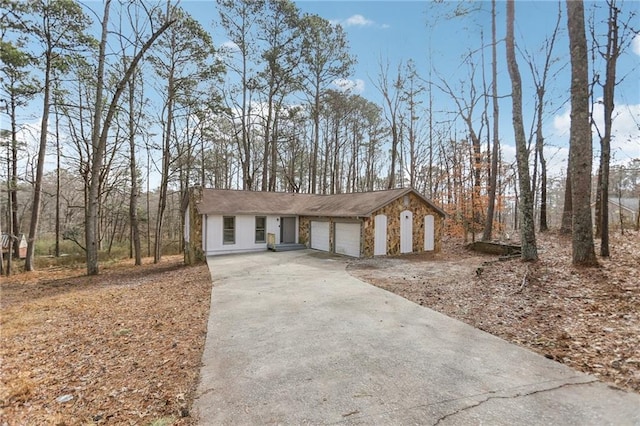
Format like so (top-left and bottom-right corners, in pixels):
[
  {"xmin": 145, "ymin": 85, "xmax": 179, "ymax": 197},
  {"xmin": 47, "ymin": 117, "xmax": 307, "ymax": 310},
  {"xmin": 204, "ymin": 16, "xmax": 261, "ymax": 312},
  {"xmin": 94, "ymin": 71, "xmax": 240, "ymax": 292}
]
[
  {"xmin": 2, "ymin": 232, "xmax": 637, "ymax": 425},
  {"xmin": 348, "ymin": 231, "xmax": 640, "ymax": 394},
  {"xmin": 0, "ymin": 256, "xmax": 211, "ymax": 425}
]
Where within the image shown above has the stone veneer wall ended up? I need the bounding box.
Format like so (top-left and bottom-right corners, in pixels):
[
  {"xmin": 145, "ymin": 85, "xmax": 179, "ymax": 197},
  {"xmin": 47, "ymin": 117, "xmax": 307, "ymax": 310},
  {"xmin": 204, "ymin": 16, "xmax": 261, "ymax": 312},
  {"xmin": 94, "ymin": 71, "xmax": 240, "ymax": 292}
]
[
  {"xmin": 298, "ymin": 216, "xmax": 310, "ymax": 246},
  {"xmin": 362, "ymin": 192, "xmax": 444, "ymax": 257}
]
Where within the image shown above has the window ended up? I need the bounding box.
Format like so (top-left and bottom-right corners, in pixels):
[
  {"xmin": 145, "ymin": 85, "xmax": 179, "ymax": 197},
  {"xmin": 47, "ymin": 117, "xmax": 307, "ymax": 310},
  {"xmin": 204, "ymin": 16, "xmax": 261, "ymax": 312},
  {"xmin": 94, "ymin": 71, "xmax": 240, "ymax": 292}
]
[
  {"xmin": 255, "ymin": 216, "xmax": 266, "ymax": 243},
  {"xmin": 223, "ymin": 216, "xmax": 235, "ymax": 244}
]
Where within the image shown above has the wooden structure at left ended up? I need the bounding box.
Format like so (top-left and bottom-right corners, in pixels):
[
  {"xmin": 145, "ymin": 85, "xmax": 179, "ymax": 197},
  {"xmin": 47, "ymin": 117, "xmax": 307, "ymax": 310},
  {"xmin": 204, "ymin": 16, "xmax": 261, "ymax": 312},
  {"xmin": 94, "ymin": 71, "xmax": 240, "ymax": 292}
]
[
  {"xmin": 1, "ymin": 233, "xmax": 27, "ymax": 259},
  {"xmin": 183, "ymin": 187, "xmax": 446, "ymax": 264}
]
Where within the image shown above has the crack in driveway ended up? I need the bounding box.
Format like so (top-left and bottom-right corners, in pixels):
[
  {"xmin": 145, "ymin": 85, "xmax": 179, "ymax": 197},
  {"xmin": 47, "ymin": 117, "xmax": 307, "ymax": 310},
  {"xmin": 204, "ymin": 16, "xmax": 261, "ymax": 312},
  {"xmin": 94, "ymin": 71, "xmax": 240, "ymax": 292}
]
[
  {"xmin": 327, "ymin": 377, "xmax": 598, "ymax": 425},
  {"xmin": 432, "ymin": 379, "xmax": 598, "ymax": 425}
]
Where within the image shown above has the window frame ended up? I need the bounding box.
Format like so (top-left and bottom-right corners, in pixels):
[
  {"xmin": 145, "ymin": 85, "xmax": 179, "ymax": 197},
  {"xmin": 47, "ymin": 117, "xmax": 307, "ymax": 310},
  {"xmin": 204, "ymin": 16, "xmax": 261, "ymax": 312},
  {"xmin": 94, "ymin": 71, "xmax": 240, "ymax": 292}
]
[
  {"xmin": 223, "ymin": 216, "xmax": 235, "ymax": 245},
  {"xmin": 255, "ymin": 216, "xmax": 266, "ymax": 243}
]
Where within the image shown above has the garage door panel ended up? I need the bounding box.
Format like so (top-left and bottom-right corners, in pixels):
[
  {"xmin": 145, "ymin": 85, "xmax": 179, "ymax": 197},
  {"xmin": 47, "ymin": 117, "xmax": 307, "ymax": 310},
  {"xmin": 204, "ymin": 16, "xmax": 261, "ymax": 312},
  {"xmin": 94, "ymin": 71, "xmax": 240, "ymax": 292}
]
[
  {"xmin": 335, "ymin": 222, "xmax": 361, "ymax": 257},
  {"xmin": 311, "ymin": 221, "xmax": 330, "ymax": 252}
]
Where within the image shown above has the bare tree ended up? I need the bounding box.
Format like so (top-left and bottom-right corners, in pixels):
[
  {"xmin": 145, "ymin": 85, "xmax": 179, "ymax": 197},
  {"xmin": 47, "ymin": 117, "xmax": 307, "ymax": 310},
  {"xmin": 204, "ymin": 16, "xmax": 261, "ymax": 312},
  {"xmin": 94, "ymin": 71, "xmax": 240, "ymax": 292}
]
[
  {"xmin": 482, "ymin": 0, "xmax": 500, "ymax": 241},
  {"xmin": 373, "ymin": 59, "xmax": 405, "ymax": 189},
  {"xmin": 86, "ymin": 1, "xmax": 174, "ymax": 275},
  {"xmin": 401, "ymin": 60, "xmax": 425, "ymax": 189},
  {"xmin": 506, "ymin": 0, "xmax": 537, "ymax": 261},
  {"xmin": 524, "ymin": 2, "xmax": 563, "ymax": 234},
  {"xmin": 592, "ymin": 0, "xmax": 637, "ymax": 257}
]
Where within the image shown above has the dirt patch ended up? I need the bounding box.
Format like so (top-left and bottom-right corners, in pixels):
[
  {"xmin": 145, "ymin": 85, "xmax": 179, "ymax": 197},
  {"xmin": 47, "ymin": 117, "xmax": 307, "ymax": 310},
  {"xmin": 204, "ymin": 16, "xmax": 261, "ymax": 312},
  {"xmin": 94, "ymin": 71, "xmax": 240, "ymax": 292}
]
[
  {"xmin": 0, "ymin": 256, "xmax": 211, "ymax": 425},
  {"xmin": 348, "ymin": 232, "xmax": 640, "ymax": 394}
]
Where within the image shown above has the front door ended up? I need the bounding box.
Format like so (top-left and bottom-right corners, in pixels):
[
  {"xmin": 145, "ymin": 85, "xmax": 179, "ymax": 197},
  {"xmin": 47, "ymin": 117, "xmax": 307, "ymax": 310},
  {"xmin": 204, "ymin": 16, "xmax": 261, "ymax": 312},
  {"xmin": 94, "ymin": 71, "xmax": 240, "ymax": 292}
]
[{"xmin": 281, "ymin": 217, "xmax": 296, "ymax": 244}]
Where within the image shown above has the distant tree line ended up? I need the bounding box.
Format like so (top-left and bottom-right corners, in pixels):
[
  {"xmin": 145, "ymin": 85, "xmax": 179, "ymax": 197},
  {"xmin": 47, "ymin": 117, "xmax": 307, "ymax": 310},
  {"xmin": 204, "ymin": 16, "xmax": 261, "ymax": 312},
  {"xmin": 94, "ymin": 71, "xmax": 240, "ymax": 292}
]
[{"xmin": 0, "ymin": 0, "xmax": 637, "ymax": 275}]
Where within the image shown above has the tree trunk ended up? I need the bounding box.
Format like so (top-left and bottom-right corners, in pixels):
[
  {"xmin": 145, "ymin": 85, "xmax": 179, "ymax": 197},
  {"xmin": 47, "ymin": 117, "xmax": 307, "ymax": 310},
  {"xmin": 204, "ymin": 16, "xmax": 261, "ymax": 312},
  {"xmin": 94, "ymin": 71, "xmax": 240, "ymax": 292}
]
[
  {"xmin": 560, "ymin": 157, "xmax": 572, "ymax": 233},
  {"xmin": 595, "ymin": 165, "xmax": 602, "ymax": 237},
  {"xmin": 617, "ymin": 185, "xmax": 624, "ymax": 235},
  {"xmin": 506, "ymin": 0, "xmax": 537, "ymax": 261},
  {"xmin": 8, "ymin": 89, "xmax": 20, "ymax": 273},
  {"xmin": 482, "ymin": 0, "xmax": 500, "ymax": 242},
  {"xmin": 129, "ymin": 67, "xmax": 142, "ymax": 265},
  {"xmin": 536, "ymin": 87, "xmax": 549, "ymax": 232},
  {"xmin": 598, "ymin": 0, "xmax": 619, "ymax": 258},
  {"xmin": 86, "ymin": 6, "xmax": 174, "ymax": 275},
  {"xmin": 566, "ymin": 0, "xmax": 598, "ymax": 266},
  {"xmin": 155, "ymin": 73, "xmax": 174, "ymax": 264},
  {"xmin": 25, "ymin": 48, "xmax": 52, "ymax": 271},
  {"xmin": 635, "ymin": 195, "xmax": 639, "ymax": 231},
  {"xmin": 85, "ymin": 1, "xmax": 111, "ymax": 275},
  {"xmin": 310, "ymin": 86, "xmax": 320, "ymax": 194},
  {"xmin": 261, "ymin": 89, "xmax": 274, "ymax": 191}
]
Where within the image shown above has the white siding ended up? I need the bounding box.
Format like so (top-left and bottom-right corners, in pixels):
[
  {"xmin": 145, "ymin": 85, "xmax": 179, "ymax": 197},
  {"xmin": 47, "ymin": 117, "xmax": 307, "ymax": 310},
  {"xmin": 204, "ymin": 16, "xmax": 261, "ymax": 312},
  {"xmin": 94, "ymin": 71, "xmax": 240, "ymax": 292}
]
[
  {"xmin": 204, "ymin": 214, "xmax": 283, "ymax": 256},
  {"xmin": 310, "ymin": 221, "xmax": 330, "ymax": 252},
  {"xmin": 334, "ymin": 222, "xmax": 361, "ymax": 257}
]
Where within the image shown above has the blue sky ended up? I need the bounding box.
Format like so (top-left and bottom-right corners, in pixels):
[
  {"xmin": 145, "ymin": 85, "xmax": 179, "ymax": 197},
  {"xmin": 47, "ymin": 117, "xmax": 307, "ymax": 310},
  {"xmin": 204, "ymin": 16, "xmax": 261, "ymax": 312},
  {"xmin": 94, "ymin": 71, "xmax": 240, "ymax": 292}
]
[
  {"xmin": 4, "ymin": 1, "xmax": 638, "ymax": 185},
  {"xmin": 182, "ymin": 0, "xmax": 639, "ymax": 176}
]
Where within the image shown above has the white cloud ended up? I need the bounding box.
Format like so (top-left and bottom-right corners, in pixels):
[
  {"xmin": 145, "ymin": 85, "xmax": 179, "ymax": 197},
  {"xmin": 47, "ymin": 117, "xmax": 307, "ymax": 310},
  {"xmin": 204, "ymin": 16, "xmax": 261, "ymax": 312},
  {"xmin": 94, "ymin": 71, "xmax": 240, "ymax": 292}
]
[
  {"xmin": 333, "ymin": 78, "xmax": 366, "ymax": 94},
  {"xmin": 632, "ymin": 33, "xmax": 640, "ymax": 56},
  {"xmin": 501, "ymin": 143, "xmax": 517, "ymax": 167},
  {"xmin": 552, "ymin": 101, "xmax": 640, "ymax": 165},
  {"xmin": 332, "ymin": 14, "xmax": 383, "ymax": 28},
  {"xmin": 500, "ymin": 143, "xmax": 568, "ymax": 178},
  {"xmin": 345, "ymin": 14, "xmax": 374, "ymax": 27},
  {"xmin": 220, "ymin": 40, "xmax": 240, "ymax": 53},
  {"xmin": 552, "ymin": 109, "xmax": 571, "ymax": 138}
]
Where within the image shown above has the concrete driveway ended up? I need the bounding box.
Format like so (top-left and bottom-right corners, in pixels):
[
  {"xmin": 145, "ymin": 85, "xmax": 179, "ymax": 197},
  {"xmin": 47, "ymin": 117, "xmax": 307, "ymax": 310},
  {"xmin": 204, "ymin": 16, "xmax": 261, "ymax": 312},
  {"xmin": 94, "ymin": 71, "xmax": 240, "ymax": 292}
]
[{"xmin": 193, "ymin": 250, "xmax": 640, "ymax": 425}]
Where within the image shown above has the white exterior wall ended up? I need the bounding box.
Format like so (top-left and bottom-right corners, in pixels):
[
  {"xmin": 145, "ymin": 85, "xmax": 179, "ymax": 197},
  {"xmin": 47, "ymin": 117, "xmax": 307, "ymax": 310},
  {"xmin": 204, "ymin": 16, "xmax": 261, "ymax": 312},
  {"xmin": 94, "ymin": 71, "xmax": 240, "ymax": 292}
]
[{"xmin": 203, "ymin": 214, "xmax": 288, "ymax": 255}]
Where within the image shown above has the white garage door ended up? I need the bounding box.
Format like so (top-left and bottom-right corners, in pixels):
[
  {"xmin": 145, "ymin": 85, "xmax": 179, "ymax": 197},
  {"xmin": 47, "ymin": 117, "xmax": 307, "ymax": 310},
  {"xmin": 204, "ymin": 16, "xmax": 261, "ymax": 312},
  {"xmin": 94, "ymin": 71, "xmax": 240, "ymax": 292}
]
[
  {"xmin": 310, "ymin": 221, "xmax": 330, "ymax": 252},
  {"xmin": 334, "ymin": 222, "xmax": 361, "ymax": 257}
]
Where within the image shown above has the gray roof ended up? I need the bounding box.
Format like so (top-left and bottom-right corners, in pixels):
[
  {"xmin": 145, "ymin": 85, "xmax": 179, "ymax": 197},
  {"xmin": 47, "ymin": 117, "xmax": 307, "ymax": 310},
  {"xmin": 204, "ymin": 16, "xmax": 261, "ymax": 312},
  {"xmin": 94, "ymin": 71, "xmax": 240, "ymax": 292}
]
[{"xmin": 195, "ymin": 188, "xmax": 446, "ymax": 218}]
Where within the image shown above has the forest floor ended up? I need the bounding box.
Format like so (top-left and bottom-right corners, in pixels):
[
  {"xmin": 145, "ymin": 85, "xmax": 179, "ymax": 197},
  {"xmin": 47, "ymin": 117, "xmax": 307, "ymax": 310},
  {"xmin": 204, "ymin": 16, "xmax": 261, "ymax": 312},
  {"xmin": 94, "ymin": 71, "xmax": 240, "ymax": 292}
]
[
  {"xmin": 348, "ymin": 230, "xmax": 640, "ymax": 394},
  {"xmin": 0, "ymin": 255, "xmax": 211, "ymax": 425}
]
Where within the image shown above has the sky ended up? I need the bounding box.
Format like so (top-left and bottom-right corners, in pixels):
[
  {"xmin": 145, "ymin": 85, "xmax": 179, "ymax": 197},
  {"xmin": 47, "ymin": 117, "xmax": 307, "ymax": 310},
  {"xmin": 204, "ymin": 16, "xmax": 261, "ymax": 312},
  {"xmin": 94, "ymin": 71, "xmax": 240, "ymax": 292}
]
[
  {"xmin": 182, "ymin": 0, "xmax": 640, "ymax": 177},
  {"xmin": 3, "ymin": 0, "xmax": 639, "ymax": 188}
]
